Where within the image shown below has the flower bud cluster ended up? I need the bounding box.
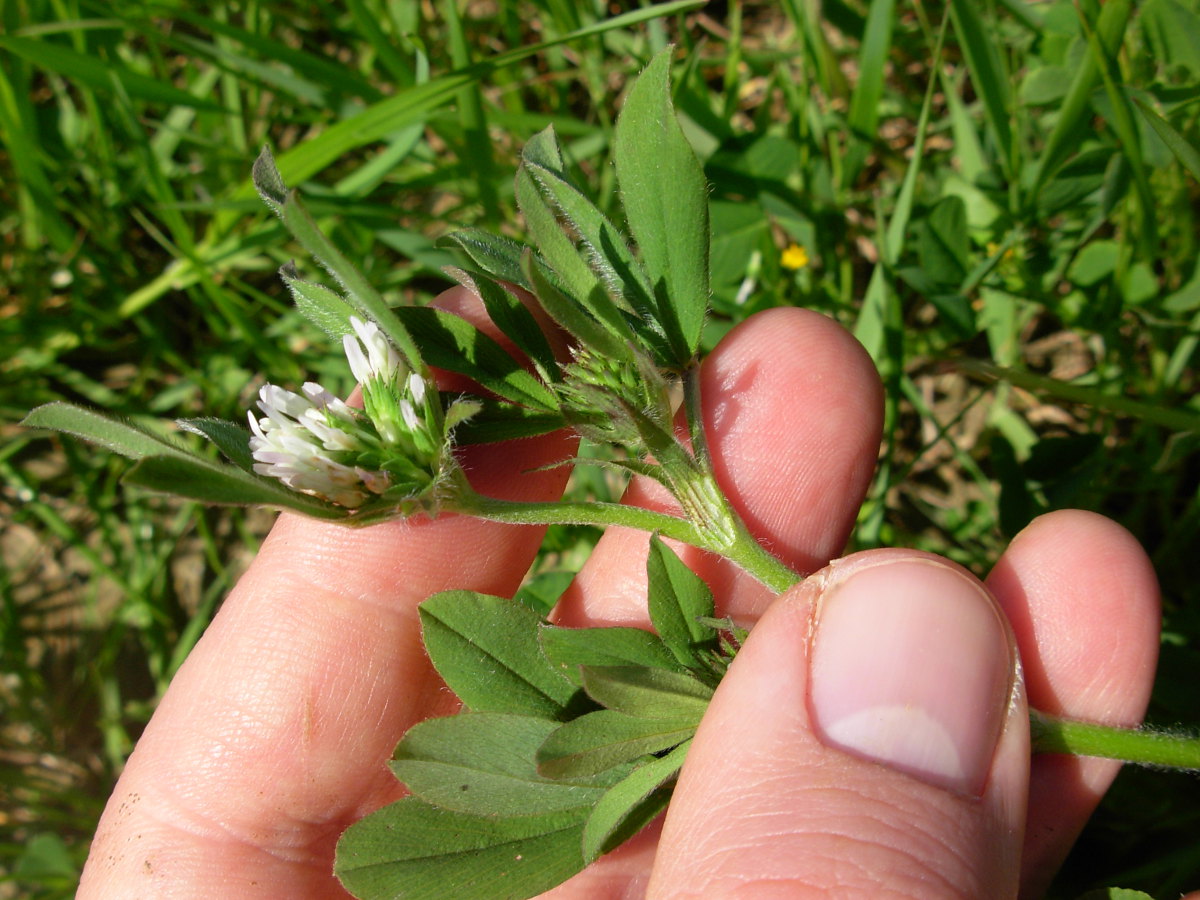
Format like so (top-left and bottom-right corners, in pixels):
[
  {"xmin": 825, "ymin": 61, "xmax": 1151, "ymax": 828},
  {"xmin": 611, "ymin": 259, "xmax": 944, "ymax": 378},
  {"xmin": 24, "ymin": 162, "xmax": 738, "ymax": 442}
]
[
  {"xmin": 558, "ymin": 345, "xmax": 673, "ymax": 450},
  {"xmin": 248, "ymin": 317, "xmax": 442, "ymax": 508}
]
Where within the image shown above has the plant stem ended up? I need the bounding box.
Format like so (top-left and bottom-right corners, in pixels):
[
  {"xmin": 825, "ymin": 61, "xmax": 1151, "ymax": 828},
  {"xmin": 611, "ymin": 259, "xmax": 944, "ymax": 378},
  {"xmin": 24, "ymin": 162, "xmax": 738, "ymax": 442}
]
[
  {"xmin": 1030, "ymin": 708, "xmax": 1200, "ymax": 770},
  {"xmin": 459, "ymin": 493, "xmax": 800, "ymax": 593}
]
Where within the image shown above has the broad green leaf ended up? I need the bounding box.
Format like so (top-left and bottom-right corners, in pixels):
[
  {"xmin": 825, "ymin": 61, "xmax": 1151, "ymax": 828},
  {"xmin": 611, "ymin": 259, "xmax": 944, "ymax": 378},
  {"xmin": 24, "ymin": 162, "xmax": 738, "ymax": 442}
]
[
  {"xmin": 537, "ymin": 709, "xmax": 695, "ymax": 779},
  {"xmin": 540, "ymin": 624, "xmax": 684, "ymax": 686},
  {"xmin": 279, "ymin": 262, "xmax": 356, "ymax": 341},
  {"xmin": 391, "ymin": 714, "xmax": 619, "ymax": 816},
  {"xmin": 392, "ymin": 306, "xmax": 558, "ymax": 411},
  {"xmin": 916, "ymin": 196, "xmax": 970, "ymax": 287},
  {"xmin": 581, "ymin": 740, "xmax": 690, "ymax": 864},
  {"xmin": 335, "ymin": 797, "xmax": 587, "ymax": 900},
  {"xmin": 613, "ymin": 49, "xmax": 709, "ymax": 364},
  {"xmin": 1069, "ymin": 240, "xmax": 1119, "ymax": 286},
  {"xmin": 439, "ymin": 228, "xmax": 532, "ymax": 288},
  {"xmin": 645, "ymin": 535, "xmax": 717, "ymax": 669},
  {"xmin": 420, "ymin": 592, "xmax": 578, "ymax": 719},
  {"xmin": 580, "ymin": 666, "xmax": 712, "ymax": 723},
  {"xmin": 175, "ymin": 418, "xmax": 255, "ymax": 471}
]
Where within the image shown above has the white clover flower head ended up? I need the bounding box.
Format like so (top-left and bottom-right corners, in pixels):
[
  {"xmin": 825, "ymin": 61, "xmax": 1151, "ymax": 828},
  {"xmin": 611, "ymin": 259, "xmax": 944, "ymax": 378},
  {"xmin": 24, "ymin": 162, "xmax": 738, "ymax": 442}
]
[
  {"xmin": 246, "ymin": 318, "xmax": 450, "ymax": 510},
  {"xmin": 248, "ymin": 382, "xmax": 390, "ymax": 508}
]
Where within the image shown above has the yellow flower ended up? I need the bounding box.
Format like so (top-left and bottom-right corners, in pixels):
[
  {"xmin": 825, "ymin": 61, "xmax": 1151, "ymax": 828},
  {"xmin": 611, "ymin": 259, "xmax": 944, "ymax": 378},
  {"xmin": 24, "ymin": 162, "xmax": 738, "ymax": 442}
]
[{"xmin": 781, "ymin": 243, "xmax": 810, "ymax": 270}]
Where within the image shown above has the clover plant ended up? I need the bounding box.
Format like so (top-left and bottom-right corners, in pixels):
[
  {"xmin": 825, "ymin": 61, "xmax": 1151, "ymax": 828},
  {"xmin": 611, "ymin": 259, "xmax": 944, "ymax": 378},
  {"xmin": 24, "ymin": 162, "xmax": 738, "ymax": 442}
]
[{"xmin": 22, "ymin": 49, "xmax": 1200, "ymax": 900}]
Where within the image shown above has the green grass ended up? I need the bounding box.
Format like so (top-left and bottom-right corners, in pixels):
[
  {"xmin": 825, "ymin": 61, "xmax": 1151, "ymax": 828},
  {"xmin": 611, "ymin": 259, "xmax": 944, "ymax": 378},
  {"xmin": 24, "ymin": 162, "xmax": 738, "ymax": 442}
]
[{"xmin": 2, "ymin": 0, "xmax": 1200, "ymax": 895}]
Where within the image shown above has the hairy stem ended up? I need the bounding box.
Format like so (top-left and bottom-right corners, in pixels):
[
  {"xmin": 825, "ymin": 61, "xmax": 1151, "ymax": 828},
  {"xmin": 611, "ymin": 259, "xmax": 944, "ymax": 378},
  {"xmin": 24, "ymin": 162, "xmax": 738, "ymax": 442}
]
[
  {"xmin": 459, "ymin": 493, "xmax": 799, "ymax": 593},
  {"xmin": 1030, "ymin": 708, "xmax": 1200, "ymax": 770}
]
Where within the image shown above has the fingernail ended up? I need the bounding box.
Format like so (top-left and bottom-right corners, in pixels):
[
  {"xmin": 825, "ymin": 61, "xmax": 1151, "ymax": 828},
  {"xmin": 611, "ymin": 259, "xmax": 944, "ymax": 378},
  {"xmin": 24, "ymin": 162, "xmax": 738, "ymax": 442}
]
[{"xmin": 809, "ymin": 557, "xmax": 1013, "ymax": 795}]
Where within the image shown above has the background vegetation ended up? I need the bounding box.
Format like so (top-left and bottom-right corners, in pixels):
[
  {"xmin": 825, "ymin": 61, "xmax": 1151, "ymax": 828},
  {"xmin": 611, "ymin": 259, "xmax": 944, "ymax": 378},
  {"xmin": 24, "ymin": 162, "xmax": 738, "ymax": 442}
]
[{"xmin": 2, "ymin": 0, "xmax": 1199, "ymax": 895}]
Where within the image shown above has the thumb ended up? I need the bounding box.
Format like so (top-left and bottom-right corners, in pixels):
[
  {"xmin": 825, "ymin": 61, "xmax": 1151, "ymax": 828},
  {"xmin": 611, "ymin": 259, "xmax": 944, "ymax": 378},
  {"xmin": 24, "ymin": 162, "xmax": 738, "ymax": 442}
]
[{"xmin": 649, "ymin": 550, "xmax": 1029, "ymax": 898}]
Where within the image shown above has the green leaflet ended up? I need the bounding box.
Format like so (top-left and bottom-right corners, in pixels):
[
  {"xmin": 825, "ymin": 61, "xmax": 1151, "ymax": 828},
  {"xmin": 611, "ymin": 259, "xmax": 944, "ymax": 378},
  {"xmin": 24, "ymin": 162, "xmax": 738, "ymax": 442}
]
[
  {"xmin": 22, "ymin": 403, "xmax": 348, "ymax": 519},
  {"xmin": 521, "ymin": 246, "xmax": 630, "ymax": 362},
  {"xmin": 279, "ymin": 262, "xmax": 357, "ymax": 341},
  {"xmin": 515, "ymin": 134, "xmax": 636, "ymax": 354},
  {"xmin": 452, "ymin": 269, "xmax": 560, "ymax": 383},
  {"xmin": 419, "ymin": 591, "xmax": 579, "ymax": 719},
  {"xmin": 536, "ymin": 708, "xmax": 696, "ymax": 778},
  {"xmin": 175, "ymin": 417, "xmax": 255, "ymax": 472},
  {"xmin": 581, "ymin": 739, "xmax": 691, "ymax": 864},
  {"xmin": 335, "ymin": 797, "xmax": 588, "ymax": 900},
  {"xmin": 540, "ymin": 623, "xmax": 686, "ymax": 686},
  {"xmin": 438, "ymin": 228, "xmax": 532, "ymax": 289},
  {"xmin": 390, "ymin": 306, "xmax": 559, "ymax": 411},
  {"xmin": 391, "ymin": 713, "xmax": 624, "ymax": 816},
  {"xmin": 646, "ymin": 534, "xmax": 718, "ymax": 670},
  {"xmin": 452, "ymin": 402, "xmax": 567, "ymax": 445},
  {"xmin": 613, "ymin": 48, "xmax": 710, "ymax": 364},
  {"xmin": 579, "ymin": 665, "xmax": 712, "ymax": 722}
]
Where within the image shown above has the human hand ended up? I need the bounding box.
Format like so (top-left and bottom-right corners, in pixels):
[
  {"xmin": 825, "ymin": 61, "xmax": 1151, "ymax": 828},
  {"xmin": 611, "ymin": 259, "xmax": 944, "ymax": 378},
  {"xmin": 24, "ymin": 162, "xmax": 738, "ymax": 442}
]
[{"xmin": 77, "ymin": 299, "xmax": 1160, "ymax": 898}]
